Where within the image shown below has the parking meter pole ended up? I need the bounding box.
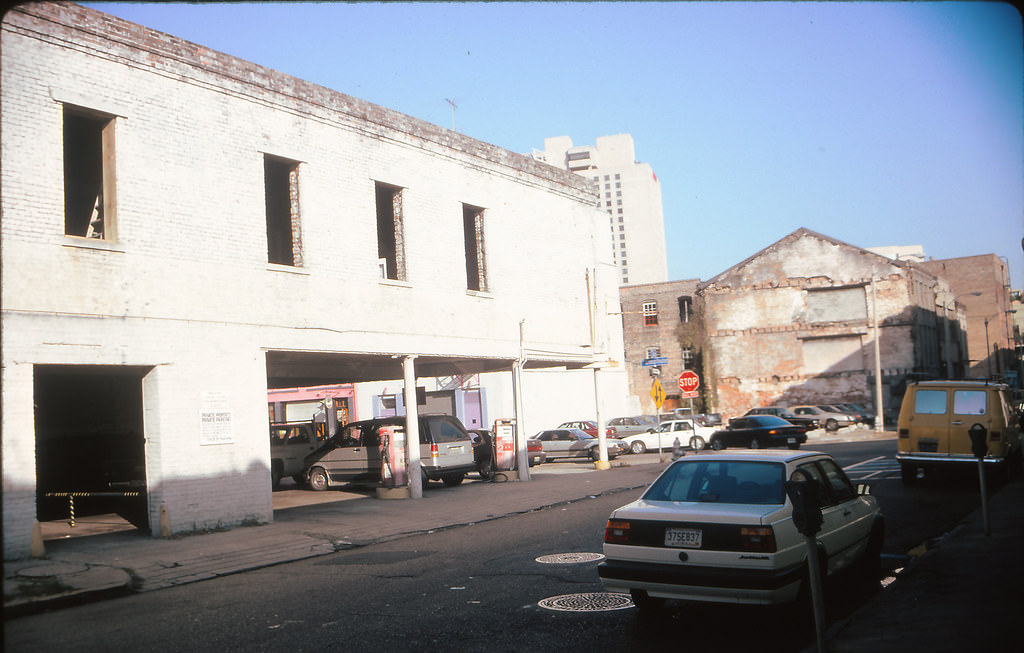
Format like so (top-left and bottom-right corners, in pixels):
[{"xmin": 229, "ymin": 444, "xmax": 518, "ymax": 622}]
[
  {"xmin": 969, "ymin": 423, "xmax": 991, "ymax": 536},
  {"xmin": 805, "ymin": 535, "xmax": 827, "ymax": 653},
  {"xmin": 977, "ymin": 459, "xmax": 991, "ymax": 536}
]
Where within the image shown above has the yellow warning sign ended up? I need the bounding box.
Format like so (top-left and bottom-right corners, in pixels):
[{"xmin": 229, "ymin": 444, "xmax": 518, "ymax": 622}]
[{"xmin": 650, "ymin": 378, "xmax": 665, "ymax": 410}]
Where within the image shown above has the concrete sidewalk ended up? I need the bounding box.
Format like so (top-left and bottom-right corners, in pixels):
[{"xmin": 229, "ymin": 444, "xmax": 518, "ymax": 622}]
[{"xmin": 5, "ymin": 429, "xmax": 1021, "ymax": 653}]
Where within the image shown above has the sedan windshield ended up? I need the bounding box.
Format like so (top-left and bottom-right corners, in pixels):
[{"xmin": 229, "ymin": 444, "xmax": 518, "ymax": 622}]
[{"xmin": 643, "ymin": 460, "xmax": 786, "ymax": 505}]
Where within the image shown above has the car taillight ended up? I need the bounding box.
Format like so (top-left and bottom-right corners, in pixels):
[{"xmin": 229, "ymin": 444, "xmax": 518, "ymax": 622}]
[
  {"xmin": 605, "ymin": 519, "xmax": 631, "ymax": 544},
  {"xmin": 740, "ymin": 526, "xmax": 776, "ymax": 552},
  {"xmin": 430, "ymin": 443, "xmax": 439, "ymax": 461}
]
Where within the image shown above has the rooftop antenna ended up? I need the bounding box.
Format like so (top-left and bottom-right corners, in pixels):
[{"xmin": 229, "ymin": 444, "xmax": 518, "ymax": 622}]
[{"xmin": 445, "ymin": 98, "xmax": 457, "ymax": 131}]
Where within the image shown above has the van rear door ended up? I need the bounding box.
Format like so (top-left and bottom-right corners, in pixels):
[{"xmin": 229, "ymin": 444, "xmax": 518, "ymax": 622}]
[
  {"xmin": 950, "ymin": 389, "xmax": 990, "ymax": 456},
  {"xmin": 905, "ymin": 388, "xmax": 949, "ymax": 454}
]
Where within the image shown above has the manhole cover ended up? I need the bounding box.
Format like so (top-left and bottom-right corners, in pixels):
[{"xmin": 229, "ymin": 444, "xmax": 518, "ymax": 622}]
[
  {"xmin": 538, "ymin": 592, "xmax": 634, "ymax": 612},
  {"xmin": 535, "ymin": 552, "xmax": 605, "ymax": 564}
]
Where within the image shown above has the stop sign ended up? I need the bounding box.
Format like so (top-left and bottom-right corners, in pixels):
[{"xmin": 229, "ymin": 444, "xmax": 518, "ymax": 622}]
[{"xmin": 678, "ymin": 370, "xmax": 700, "ymax": 393}]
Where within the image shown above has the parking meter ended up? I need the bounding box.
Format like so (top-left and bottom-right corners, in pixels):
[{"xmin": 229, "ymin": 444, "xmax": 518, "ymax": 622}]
[
  {"xmin": 968, "ymin": 423, "xmax": 988, "ymax": 459},
  {"xmin": 786, "ymin": 478, "xmax": 823, "ymax": 536}
]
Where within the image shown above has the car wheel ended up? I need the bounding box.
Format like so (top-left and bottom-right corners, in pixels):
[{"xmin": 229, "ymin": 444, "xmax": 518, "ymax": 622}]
[
  {"xmin": 689, "ymin": 435, "xmax": 706, "ymax": 451},
  {"xmin": 477, "ymin": 458, "xmax": 494, "ymax": 481},
  {"xmin": 825, "ymin": 419, "xmax": 838, "ymax": 432},
  {"xmin": 590, "ymin": 448, "xmax": 601, "ymax": 462},
  {"xmin": 630, "ymin": 441, "xmax": 647, "ymax": 455},
  {"xmin": 711, "ymin": 438, "xmax": 724, "ymax": 451},
  {"xmin": 308, "ymin": 467, "xmax": 329, "ymax": 492},
  {"xmin": 443, "ymin": 473, "xmax": 465, "ymax": 487},
  {"xmin": 900, "ymin": 463, "xmax": 919, "ymax": 485},
  {"xmin": 749, "ymin": 438, "xmax": 761, "ymax": 449},
  {"xmin": 629, "ymin": 589, "xmax": 665, "ymax": 615}
]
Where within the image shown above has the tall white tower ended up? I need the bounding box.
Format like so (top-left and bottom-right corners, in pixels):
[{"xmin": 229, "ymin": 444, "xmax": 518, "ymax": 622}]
[{"xmin": 533, "ymin": 134, "xmax": 668, "ymax": 285}]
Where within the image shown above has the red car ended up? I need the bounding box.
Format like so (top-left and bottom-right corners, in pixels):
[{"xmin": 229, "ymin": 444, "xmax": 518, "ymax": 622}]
[{"xmin": 557, "ymin": 420, "xmax": 619, "ymax": 438}]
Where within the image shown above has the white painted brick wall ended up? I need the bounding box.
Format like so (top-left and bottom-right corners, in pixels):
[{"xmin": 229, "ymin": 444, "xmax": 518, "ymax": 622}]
[{"xmin": 1, "ymin": 4, "xmax": 627, "ymax": 557}]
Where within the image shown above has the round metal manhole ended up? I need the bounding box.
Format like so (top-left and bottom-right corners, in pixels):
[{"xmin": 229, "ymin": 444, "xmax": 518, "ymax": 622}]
[
  {"xmin": 538, "ymin": 592, "xmax": 634, "ymax": 612},
  {"xmin": 535, "ymin": 552, "xmax": 605, "ymax": 564}
]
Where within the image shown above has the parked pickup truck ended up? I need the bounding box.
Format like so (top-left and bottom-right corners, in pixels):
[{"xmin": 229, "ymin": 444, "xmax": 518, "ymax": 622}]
[{"xmin": 304, "ymin": 414, "xmax": 477, "ymax": 490}]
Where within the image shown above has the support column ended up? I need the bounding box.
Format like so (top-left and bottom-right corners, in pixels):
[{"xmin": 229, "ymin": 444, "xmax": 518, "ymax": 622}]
[
  {"xmin": 513, "ymin": 358, "xmax": 530, "ymax": 481},
  {"xmin": 402, "ymin": 355, "xmax": 422, "ymax": 499}
]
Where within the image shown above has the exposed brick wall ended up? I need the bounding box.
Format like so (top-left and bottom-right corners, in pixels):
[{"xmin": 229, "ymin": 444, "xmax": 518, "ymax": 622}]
[{"xmin": 697, "ymin": 229, "xmax": 954, "ymax": 420}]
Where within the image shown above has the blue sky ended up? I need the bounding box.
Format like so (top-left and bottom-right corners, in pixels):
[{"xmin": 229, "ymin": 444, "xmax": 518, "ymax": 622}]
[{"xmin": 84, "ymin": 1, "xmax": 1024, "ymax": 286}]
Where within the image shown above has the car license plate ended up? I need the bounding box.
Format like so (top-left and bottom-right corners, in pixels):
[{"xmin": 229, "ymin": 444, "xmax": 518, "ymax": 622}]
[
  {"xmin": 787, "ymin": 437, "xmax": 796, "ymax": 444},
  {"xmin": 664, "ymin": 527, "xmax": 702, "ymax": 548}
]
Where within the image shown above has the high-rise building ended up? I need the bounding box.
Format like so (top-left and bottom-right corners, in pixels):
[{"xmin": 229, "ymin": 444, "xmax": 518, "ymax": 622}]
[{"xmin": 533, "ymin": 134, "xmax": 668, "ymax": 285}]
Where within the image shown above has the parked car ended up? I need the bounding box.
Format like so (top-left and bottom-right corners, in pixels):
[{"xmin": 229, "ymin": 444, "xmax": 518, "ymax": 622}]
[
  {"xmin": 598, "ymin": 449, "xmax": 885, "ymax": 610},
  {"xmin": 270, "ymin": 421, "xmax": 328, "ymax": 488},
  {"xmin": 527, "ymin": 437, "xmax": 547, "ymax": 466},
  {"xmin": 832, "ymin": 403, "xmax": 874, "ymax": 427},
  {"xmin": 606, "ymin": 416, "xmax": 658, "ymax": 437},
  {"xmin": 621, "ymin": 419, "xmax": 716, "ymax": 454},
  {"xmin": 709, "ymin": 415, "xmax": 807, "ymax": 450},
  {"xmin": 744, "ymin": 407, "xmax": 820, "ymax": 431},
  {"xmin": 530, "ymin": 428, "xmax": 625, "ymax": 461},
  {"xmin": 557, "ymin": 420, "xmax": 618, "ymax": 438},
  {"xmin": 305, "ymin": 415, "xmax": 477, "ymax": 490},
  {"xmin": 789, "ymin": 405, "xmax": 854, "ymax": 432},
  {"xmin": 896, "ymin": 380, "xmax": 1023, "ymax": 484},
  {"xmin": 693, "ymin": 413, "xmax": 723, "ymax": 427}
]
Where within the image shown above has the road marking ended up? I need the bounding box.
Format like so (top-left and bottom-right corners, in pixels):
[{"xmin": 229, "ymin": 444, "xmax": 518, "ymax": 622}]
[{"xmin": 843, "ymin": 456, "xmax": 901, "ymax": 481}]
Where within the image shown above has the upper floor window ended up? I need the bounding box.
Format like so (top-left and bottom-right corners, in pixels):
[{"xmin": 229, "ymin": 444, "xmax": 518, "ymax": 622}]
[
  {"xmin": 375, "ymin": 182, "xmax": 406, "ymax": 280},
  {"xmin": 64, "ymin": 105, "xmax": 116, "ymax": 240},
  {"xmin": 645, "ymin": 346, "xmax": 661, "ymax": 360},
  {"xmin": 681, "ymin": 346, "xmax": 695, "ymax": 368},
  {"xmin": 679, "ymin": 296, "xmax": 693, "ymax": 323},
  {"xmin": 264, "ymin": 155, "xmax": 302, "ymax": 266},
  {"xmin": 643, "ymin": 302, "xmax": 659, "ymax": 326},
  {"xmin": 463, "ymin": 203, "xmax": 487, "ymax": 292}
]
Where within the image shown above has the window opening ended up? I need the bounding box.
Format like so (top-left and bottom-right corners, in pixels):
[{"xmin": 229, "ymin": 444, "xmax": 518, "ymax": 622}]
[
  {"xmin": 463, "ymin": 203, "xmax": 487, "ymax": 291},
  {"xmin": 264, "ymin": 155, "xmax": 301, "ymax": 266},
  {"xmin": 64, "ymin": 106, "xmax": 116, "ymax": 240},
  {"xmin": 679, "ymin": 296, "xmax": 693, "ymax": 322},
  {"xmin": 375, "ymin": 182, "xmax": 406, "ymax": 280},
  {"xmin": 643, "ymin": 302, "xmax": 659, "ymax": 326}
]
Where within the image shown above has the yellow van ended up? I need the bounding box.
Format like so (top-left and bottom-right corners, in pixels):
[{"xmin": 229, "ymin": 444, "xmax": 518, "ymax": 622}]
[{"xmin": 896, "ymin": 381, "xmax": 1023, "ymax": 484}]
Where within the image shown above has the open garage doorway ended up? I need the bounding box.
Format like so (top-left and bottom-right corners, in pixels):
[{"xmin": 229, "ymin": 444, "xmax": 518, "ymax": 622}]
[{"xmin": 34, "ymin": 365, "xmax": 151, "ymax": 538}]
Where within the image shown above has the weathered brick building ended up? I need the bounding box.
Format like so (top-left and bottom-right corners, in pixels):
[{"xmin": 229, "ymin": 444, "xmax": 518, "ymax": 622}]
[
  {"xmin": 1, "ymin": 3, "xmax": 627, "ymax": 558},
  {"xmin": 695, "ymin": 229, "xmax": 964, "ymax": 422},
  {"xmin": 619, "ymin": 280, "xmax": 704, "ymax": 414},
  {"xmin": 919, "ymin": 254, "xmax": 1016, "ymax": 382}
]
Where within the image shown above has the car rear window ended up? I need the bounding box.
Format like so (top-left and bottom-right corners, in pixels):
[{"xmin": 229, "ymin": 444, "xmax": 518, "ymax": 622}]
[
  {"xmin": 643, "ymin": 460, "xmax": 786, "ymax": 504},
  {"xmin": 914, "ymin": 389, "xmax": 947, "ymax": 415},
  {"xmin": 953, "ymin": 390, "xmax": 987, "ymax": 416}
]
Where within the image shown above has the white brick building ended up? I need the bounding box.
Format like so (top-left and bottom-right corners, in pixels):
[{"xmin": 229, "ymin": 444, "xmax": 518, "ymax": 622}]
[{"xmin": 1, "ymin": 3, "xmax": 627, "ymax": 559}]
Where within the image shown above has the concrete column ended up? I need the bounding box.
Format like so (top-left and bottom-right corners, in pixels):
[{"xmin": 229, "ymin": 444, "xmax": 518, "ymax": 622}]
[
  {"xmin": 513, "ymin": 359, "xmax": 530, "ymax": 481},
  {"xmin": 402, "ymin": 355, "xmax": 422, "ymax": 499}
]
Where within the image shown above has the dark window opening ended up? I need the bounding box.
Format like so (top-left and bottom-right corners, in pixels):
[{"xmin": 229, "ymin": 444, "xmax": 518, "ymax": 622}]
[
  {"xmin": 264, "ymin": 155, "xmax": 301, "ymax": 266},
  {"xmin": 64, "ymin": 106, "xmax": 115, "ymax": 239},
  {"xmin": 375, "ymin": 182, "xmax": 406, "ymax": 280},
  {"xmin": 463, "ymin": 204, "xmax": 487, "ymax": 291},
  {"xmin": 679, "ymin": 296, "xmax": 693, "ymax": 323}
]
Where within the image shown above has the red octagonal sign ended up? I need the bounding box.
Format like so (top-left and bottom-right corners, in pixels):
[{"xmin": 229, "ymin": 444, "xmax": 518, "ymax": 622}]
[{"xmin": 678, "ymin": 370, "xmax": 700, "ymax": 393}]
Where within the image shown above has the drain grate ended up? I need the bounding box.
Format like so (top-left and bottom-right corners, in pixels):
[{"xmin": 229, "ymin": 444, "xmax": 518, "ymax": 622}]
[
  {"xmin": 535, "ymin": 552, "xmax": 605, "ymax": 564},
  {"xmin": 538, "ymin": 592, "xmax": 634, "ymax": 612}
]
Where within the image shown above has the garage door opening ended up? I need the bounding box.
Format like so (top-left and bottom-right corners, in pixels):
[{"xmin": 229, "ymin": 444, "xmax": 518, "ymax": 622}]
[{"xmin": 34, "ymin": 365, "xmax": 150, "ymax": 539}]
